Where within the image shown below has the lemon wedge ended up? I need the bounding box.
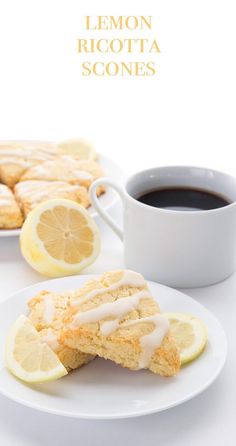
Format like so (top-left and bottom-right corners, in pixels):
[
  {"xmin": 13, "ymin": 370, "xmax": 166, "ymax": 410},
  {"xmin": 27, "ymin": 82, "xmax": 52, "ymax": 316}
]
[
  {"xmin": 57, "ymin": 138, "xmax": 96, "ymax": 161},
  {"xmin": 5, "ymin": 315, "xmax": 67, "ymax": 383},
  {"xmin": 164, "ymin": 312, "xmax": 208, "ymax": 365},
  {"xmin": 20, "ymin": 199, "xmax": 101, "ymax": 277}
]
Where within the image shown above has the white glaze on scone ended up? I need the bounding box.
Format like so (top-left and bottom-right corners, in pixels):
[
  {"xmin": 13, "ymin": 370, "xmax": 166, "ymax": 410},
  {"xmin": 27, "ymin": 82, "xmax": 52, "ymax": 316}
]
[
  {"xmin": 70, "ymin": 271, "xmax": 170, "ymax": 370},
  {"xmin": 71, "ymin": 270, "xmax": 146, "ymax": 306}
]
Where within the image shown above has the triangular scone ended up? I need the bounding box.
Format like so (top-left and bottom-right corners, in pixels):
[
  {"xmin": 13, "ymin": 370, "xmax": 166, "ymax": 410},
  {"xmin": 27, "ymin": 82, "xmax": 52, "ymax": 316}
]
[
  {"xmin": 0, "ymin": 184, "xmax": 23, "ymax": 229},
  {"xmin": 0, "ymin": 142, "xmax": 57, "ymax": 187},
  {"xmin": 14, "ymin": 180, "xmax": 90, "ymax": 217},
  {"xmin": 61, "ymin": 271, "xmax": 181, "ymax": 377},
  {"xmin": 20, "ymin": 157, "xmax": 105, "ymax": 192},
  {"xmin": 28, "ymin": 290, "xmax": 94, "ymax": 371}
]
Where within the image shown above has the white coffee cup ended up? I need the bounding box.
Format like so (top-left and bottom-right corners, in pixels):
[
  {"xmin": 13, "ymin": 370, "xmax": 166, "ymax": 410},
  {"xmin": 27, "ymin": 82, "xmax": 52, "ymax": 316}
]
[{"xmin": 90, "ymin": 166, "xmax": 236, "ymax": 288}]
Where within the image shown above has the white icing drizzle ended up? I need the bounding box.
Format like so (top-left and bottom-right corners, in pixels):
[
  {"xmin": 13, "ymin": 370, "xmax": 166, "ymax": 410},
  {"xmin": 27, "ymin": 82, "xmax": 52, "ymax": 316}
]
[
  {"xmin": 43, "ymin": 295, "xmax": 55, "ymax": 324},
  {"xmin": 71, "ymin": 270, "xmax": 169, "ymax": 370},
  {"xmin": 122, "ymin": 315, "xmax": 169, "ymax": 369},
  {"xmin": 41, "ymin": 328, "xmax": 60, "ymax": 352},
  {"xmin": 0, "ymin": 146, "xmax": 56, "ymax": 160},
  {"xmin": 100, "ymin": 319, "xmax": 120, "ymax": 335},
  {"xmin": 0, "ymin": 185, "xmax": 14, "ymax": 207},
  {"xmin": 0, "ymin": 148, "xmax": 32, "ymax": 156},
  {"xmin": 72, "ymin": 290, "xmax": 151, "ymax": 327},
  {"xmin": 0, "ymin": 199, "xmax": 12, "ymax": 207},
  {"xmin": 27, "ymin": 163, "xmax": 54, "ymax": 178},
  {"xmin": 71, "ymin": 270, "xmax": 146, "ymax": 306},
  {"xmin": 74, "ymin": 170, "xmax": 93, "ymax": 180},
  {"xmin": 15, "ymin": 180, "xmax": 80, "ymax": 203},
  {"xmin": 22, "ymin": 157, "xmax": 93, "ymax": 182},
  {"xmin": 0, "ymin": 158, "xmax": 30, "ymax": 167},
  {"xmin": 0, "ymin": 186, "xmax": 9, "ymax": 195}
]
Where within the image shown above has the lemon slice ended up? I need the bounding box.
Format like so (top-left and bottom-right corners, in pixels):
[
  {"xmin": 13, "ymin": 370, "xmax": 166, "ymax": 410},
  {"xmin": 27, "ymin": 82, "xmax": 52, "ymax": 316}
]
[
  {"xmin": 20, "ymin": 199, "xmax": 101, "ymax": 277},
  {"xmin": 164, "ymin": 312, "xmax": 208, "ymax": 365},
  {"xmin": 5, "ymin": 315, "xmax": 67, "ymax": 383},
  {"xmin": 57, "ymin": 139, "xmax": 96, "ymax": 161}
]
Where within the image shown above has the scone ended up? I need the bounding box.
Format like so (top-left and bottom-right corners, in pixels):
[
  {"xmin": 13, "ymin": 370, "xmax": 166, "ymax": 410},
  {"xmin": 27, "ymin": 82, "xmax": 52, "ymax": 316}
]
[
  {"xmin": 28, "ymin": 290, "xmax": 94, "ymax": 371},
  {"xmin": 0, "ymin": 141, "xmax": 57, "ymax": 188},
  {"xmin": 61, "ymin": 270, "xmax": 181, "ymax": 377},
  {"xmin": 0, "ymin": 184, "xmax": 23, "ymax": 229},
  {"xmin": 20, "ymin": 156, "xmax": 105, "ymax": 192},
  {"xmin": 14, "ymin": 180, "xmax": 90, "ymax": 217}
]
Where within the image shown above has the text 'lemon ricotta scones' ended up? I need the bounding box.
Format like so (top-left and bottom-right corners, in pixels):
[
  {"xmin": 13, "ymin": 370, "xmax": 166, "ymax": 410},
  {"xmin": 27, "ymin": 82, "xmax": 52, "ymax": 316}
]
[
  {"xmin": 0, "ymin": 184, "xmax": 23, "ymax": 228},
  {"xmin": 0, "ymin": 141, "xmax": 57, "ymax": 188},
  {"xmin": 61, "ymin": 270, "xmax": 181, "ymax": 377},
  {"xmin": 14, "ymin": 180, "xmax": 90, "ymax": 217},
  {"xmin": 28, "ymin": 290, "xmax": 94, "ymax": 371}
]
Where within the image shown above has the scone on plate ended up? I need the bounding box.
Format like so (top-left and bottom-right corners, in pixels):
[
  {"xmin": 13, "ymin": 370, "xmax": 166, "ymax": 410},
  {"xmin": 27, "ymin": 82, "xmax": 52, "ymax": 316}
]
[
  {"xmin": 14, "ymin": 180, "xmax": 90, "ymax": 217},
  {"xmin": 0, "ymin": 184, "xmax": 23, "ymax": 229},
  {"xmin": 28, "ymin": 290, "xmax": 94, "ymax": 371},
  {"xmin": 61, "ymin": 270, "xmax": 181, "ymax": 377},
  {"xmin": 20, "ymin": 156, "xmax": 105, "ymax": 192},
  {"xmin": 0, "ymin": 141, "xmax": 57, "ymax": 188}
]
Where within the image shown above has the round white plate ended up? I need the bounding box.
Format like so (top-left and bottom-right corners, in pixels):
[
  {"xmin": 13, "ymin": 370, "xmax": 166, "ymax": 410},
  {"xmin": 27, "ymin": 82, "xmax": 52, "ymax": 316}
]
[
  {"xmin": 0, "ymin": 154, "xmax": 124, "ymax": 238},
  {"xmin": 0, "ymin": 275, "xmax": 227, "ymax": 419}
]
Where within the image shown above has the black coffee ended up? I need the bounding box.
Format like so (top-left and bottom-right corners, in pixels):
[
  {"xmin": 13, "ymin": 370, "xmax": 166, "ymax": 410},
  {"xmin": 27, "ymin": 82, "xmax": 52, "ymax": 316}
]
[{"xmin": 137, "ymin": 187, "xmax": 231, "ymax": 211}]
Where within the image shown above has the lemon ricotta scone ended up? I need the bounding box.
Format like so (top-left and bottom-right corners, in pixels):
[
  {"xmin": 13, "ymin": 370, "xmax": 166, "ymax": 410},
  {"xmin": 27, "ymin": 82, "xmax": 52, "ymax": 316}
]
[
  {"xmin": 27, "ymin": 291, "xmax": 94, "ymax": 371},
  {"xmin": 0, "ymin": 141, "xmax": 57, "ymax": 188},
  {"xmin": 14, "ymin": 180, "xmax": 90, "ymax": 217},
  {"xmin": 61, "ymin": 270, "xmax": 181, "ymax": 377},
  {"xmin": 20, "ymin": 157, "xmax": 105, "ymax": 191},
  {"xmin": 0, "ymin": 184, "xmax": 23, "ymax": 228}
]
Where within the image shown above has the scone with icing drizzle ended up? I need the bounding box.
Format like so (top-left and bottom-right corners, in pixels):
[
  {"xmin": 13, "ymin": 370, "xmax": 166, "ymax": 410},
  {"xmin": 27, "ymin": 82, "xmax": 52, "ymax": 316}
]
[
  {"xmin": 0, "ymin": 184, "xmax": 23, "ymax": 228},
  {"xmin": 0, "ymin": 141, "xmax": 57, "ymax": 188},
  {"xmin": 27, "ymin": 290, "xmax": 94, "ymax": 371},
  {"xmin": 14, "ymin": 180, "xmax": 90, "ymax": 217},
  {"xmin": 61, "ymin": 270, "xmax": 181, "ymax": 377},
  {"xmin": 0, "ymin": 141, "xmax": 106, "ymax": 228},
  {"xmin": 20, "ymin": 157, "xmax": 105, "ymax": 191}
]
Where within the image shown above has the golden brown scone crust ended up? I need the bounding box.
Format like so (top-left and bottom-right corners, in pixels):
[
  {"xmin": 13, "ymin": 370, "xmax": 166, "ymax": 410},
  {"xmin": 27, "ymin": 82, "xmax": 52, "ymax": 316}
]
[
  {"xmin": 28, "ymin": 290, "xmax": 94, "ymax": 371},
  {"xmin": 20, "ymin": 157, "xmax": 105, "ymax": 190},
  {"xmin": 14, "ymin": 180, "xmax": 90, "ymax": 217},
  {"xmin": 0, "ymin": 141, "xmax": 105, "ymax": 228},
  {"xmin": 0, "ymin": 141, "xmax": 57, "ymax": 187},
  {"xmin": 61, "ymin": 271, "xmax": 180, "ymax": 377}
]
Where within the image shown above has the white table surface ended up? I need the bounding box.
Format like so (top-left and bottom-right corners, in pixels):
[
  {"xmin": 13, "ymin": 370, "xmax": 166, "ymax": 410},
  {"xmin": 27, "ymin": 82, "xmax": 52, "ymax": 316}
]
[{"xmin": 0, "ymin": 203, "xmax": 235, "ymax": 446}]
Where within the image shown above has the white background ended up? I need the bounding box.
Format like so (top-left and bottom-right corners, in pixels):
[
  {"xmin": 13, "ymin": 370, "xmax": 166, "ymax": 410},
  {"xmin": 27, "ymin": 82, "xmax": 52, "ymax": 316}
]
[
  {"xmin": 0, "ymin": 0, "xmax": 236, "ymax": 445},
  {"xmin": 0, "ymin": 0, "xmax": 235, "ymax": 174}
]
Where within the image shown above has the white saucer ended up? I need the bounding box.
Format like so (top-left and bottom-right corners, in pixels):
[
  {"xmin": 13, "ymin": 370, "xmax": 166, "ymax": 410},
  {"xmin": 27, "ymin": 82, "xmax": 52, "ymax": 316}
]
[
  {"xmin": 0, "ymin": 154, "xmax": 124, "ymax": 237},
  {"xmin": 0, "ymin": 275, "xmax": 227, "ymax": 419}
]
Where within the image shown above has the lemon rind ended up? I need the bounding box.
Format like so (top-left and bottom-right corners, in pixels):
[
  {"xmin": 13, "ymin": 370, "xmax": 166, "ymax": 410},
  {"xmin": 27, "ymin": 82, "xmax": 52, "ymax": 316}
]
[{"xmin": 5, "ymin": 315, "xmax": 68, "ymax": 383}]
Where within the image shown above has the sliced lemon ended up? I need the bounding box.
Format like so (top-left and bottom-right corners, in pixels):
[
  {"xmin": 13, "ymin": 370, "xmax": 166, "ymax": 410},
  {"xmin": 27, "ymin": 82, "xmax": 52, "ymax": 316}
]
[
  {"xmin": 5, "ymin": 315, "xmax": 67, "ymax": 383},
  {"xmin": 20, "ymin": 199, "xmax": 101, "ymax": 277},
  {"xmin": 164, "ymin": 312, "xmax": 208, "ymax": 365},
  {"xmin": 57, "ymin": 138, "xmax": 96, "ymax": 161}
]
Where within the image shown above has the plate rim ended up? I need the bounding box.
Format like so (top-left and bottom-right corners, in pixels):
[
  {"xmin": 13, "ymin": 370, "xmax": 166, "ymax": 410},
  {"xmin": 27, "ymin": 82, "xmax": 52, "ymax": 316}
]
[{"xmin": 0, "ymin": 275, "xmax": 228, "ymax": 419}]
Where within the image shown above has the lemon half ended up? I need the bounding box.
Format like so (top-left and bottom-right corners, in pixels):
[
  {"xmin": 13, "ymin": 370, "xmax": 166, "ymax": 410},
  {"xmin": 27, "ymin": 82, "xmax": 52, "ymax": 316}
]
[
  {"xmin": 5, "ymin": 315, "xmax": 67, "ymax": 383},
  {"xmin": 164, "ymin": 312, "xmax": 208, "ymax": 365},
  {"xmin": 20, "ymin": 199, "xmax": 101, "ymax": 277},
  {"xmin": 57, "ymin": 138, "xmax": 96, "ymax": 161}
]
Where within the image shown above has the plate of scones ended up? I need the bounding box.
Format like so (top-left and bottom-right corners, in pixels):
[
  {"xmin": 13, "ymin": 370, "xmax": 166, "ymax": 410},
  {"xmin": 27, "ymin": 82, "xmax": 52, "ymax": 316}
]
[
  {"xmin": 0, "ymin": 270, "xmax": 227, "ymax": 419},
  {"xmin": 0, "ymin": 140, "xmax": 123, "ymax": 236}
]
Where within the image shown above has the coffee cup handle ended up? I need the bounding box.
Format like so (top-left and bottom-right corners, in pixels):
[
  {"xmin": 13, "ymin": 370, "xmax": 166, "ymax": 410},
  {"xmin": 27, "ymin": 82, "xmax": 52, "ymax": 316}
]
[{"xmin": 89, "ymin": 178, "xmax": 124, "ymax": 241}]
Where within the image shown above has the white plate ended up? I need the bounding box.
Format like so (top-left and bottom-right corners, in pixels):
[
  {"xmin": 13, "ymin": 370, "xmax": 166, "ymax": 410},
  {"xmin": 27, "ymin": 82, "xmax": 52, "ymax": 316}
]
[
  {"xmin": 0, "ymin": 154, "xmax": 124, "ymax": 237},
  {"xmin": 0, "ymin": 275, "xmax": 227, "ymax": 419}
]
